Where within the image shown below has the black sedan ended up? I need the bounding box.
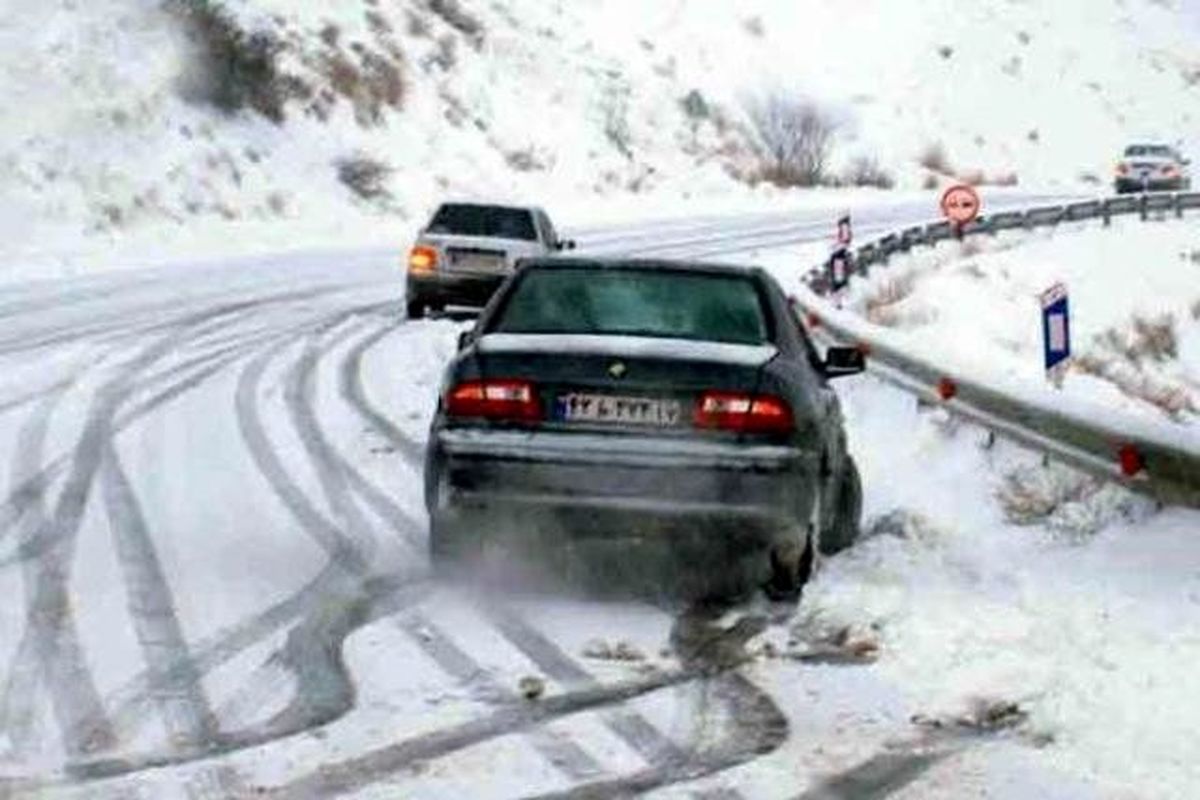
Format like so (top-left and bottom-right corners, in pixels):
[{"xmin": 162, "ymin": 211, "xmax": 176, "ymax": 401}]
[{"xmin": 423, "ymin": 258, "xmax": 864, "ymax": 602}]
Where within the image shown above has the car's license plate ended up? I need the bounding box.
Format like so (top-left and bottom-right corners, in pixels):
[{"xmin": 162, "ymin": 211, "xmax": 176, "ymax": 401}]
[
  {"xmin": 450, "ymin": 252, "xmax": 504, "ymax": 271},
  {"xmin": 556, "ymin": 393, "xmax": 682, "ymax": 426}
]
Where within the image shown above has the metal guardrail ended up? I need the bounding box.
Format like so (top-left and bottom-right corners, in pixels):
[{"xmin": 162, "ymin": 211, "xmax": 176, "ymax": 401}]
[{"xmin": 799, "ymin": 190, "xmax": 1200, "ymax": 508}]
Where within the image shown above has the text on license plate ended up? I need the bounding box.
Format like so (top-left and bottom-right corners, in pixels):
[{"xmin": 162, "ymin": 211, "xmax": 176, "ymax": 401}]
[{"xmin": 556, "ymin": 393, "xmax": 682, "ymax": 426}]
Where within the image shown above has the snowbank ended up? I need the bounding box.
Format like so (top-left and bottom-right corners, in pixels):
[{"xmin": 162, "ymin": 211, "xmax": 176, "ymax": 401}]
[{"xmin": 837, "ymin": 218, "xmax": 1200, "ymax": 429}]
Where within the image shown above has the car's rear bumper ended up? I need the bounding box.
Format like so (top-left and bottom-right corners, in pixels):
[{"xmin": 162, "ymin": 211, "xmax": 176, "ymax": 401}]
[
  {"xmin": 1114, "ymin": 177, "xmax": 1185, "ymax": 193},
  {"xmin": 408, "ymin": 271, "xmax": 507, "ymax": 307},
  {"xmin": 430, "ymin": 428, "xmax": 819, "ymax": 538}
]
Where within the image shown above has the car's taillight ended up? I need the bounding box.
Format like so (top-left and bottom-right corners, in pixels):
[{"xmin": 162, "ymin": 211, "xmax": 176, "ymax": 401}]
[
  {"xmin": 693, "ymin": 391, "xmax": 794, "ymax": 434},
  {"xmin": 1162, "ymin": 165, "xmax": 1177, "ymax": 176},
  {"xmin": 408, "ymin": 245, "xmax": 438, "ymax": 273},
  {"xmin": 446, "ymin": 380, "xmax": 541, "ymax": 421},
  {"xmin": 1116, "ymin": 163, "xmax": 1129, "ymax": 176}
]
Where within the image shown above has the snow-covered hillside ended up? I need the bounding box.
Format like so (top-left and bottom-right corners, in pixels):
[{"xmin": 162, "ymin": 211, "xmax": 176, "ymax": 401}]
[{"xmin": 2, "ymin": 0, "xmax": 1198, "ymax": 273}]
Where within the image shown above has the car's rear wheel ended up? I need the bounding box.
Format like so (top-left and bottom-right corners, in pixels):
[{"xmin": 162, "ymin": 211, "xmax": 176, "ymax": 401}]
[
  {"xmin": 820, "ymin": 456, "xmax": 863, "ymax": 555},
  {"xmin": 764, "ymin": 532, "xmax": 814, "ymax": 603},
  {"xmin": 406, "ymin": 299, "xmax": 426, "ymax": 320}
]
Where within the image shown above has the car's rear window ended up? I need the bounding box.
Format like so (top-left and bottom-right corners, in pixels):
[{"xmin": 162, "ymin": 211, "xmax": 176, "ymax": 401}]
[
  {"xmin": 1124, "ymin": 145, "xmax": 1174, "ymax": 158},
  {"xmin": 427, "ymin": 204, "xmax": 537, "ymax": 241},
  {"xmin": 490, "ymin": 267, "xmax": 771, "ymax": 345}
]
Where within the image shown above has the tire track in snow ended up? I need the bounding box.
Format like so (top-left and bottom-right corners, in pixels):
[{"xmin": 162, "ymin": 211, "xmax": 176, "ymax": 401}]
[
  {"xmin": 484, "ymin": 604, "xmax": 691, "ymax": 771},
  {"xmin": 790, "ymin": 750, "xmax": 948, "ymax": 800},
  {"xmin": 251, "ymin": 667, "xmax": 705, "ymax": 799},
  {"xmin": 0, "ymin": 325, "xmax": 192, "ymax": 759},
  {"xmin": 283, "ymin": 314, "xmax": 412, "ymax": 561},
  {"xmin": 0, "ymin": 300, "xmax": 304, "ymax": 755},
  {"xmin": 299, "ymin": 318, "xmax": 617, "ymax": 782},
  {"xmin": 234, "ymin": 330, "xmax": 373, "ymax": 569},
  {"xmin": 89, "ymin": 308, "xmax": 413, "ymax": 742},
  {"xmin": 43, "ymin": 581, "xmax": 434, "ymax": 789},
  {"xmin": 0, "ymin": 290, "xmax": 360, "ymax": 559},
  {"xmin": 521, "ymin": 675, "xmax": 787, "ymax": 800},
  {"xmin": 0, "ymin": 380, "xmax": 79, "ymax": 758},
  {"xmin": 98, "ymin": 447, "xmax": 222, "ymax": 752},
  {"xmin": 337, "ymin": 318, "xmax": 426, "ymax": 468},
  {"xmin": 396, "ymin": 614, "xmax": 604, "ymax": 782},
  {"xmin": 0, "ymin": 293, "xmax": 375, "ymax": 770},
  {"xmin": 0, "ymin": 303, "xmax": 432, "ymax": 789}
]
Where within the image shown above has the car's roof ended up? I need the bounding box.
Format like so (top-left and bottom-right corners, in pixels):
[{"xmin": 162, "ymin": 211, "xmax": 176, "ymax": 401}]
[
  {"xmin": 435, "ymin": 200, "xmax": 543, "ymax": 212},
  {"xmin": 517, "ymin": 256, "xmax": 765, "ymax": 277}
]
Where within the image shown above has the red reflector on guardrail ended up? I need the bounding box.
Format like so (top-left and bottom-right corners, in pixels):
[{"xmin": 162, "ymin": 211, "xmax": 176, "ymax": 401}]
[
  {"xmin": 936, "ymin": 377, "xmax": 958, "ymax": 401},
  {"xmin": 1118, "ymin": 444, "xmax": 1144, "ymax": 477}
]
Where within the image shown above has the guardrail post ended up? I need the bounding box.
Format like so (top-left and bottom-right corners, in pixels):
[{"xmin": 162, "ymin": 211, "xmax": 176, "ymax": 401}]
[{"xmin": 1101, "ymin": 199, "xmax": 1111, "ymax": 227}]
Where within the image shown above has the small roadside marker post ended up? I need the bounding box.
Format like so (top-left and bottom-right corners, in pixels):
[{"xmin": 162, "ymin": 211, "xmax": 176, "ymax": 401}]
[
  {"xmin": 836, "ymin": 213, "xmax": 852, "ymax": 247},
  {"xmin": 1041, "ymin": 282, "xmax": 1071, "ymax": 388},
  {"xmin": 826, "ymin": 213, "xmax": 852, "ymax": 307}
]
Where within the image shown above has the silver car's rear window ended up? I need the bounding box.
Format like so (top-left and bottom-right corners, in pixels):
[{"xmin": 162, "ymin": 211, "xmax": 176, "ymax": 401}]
[
  {"xmin": 427, "ymin": 204, "xmax": 537, "ymax": 241},
  {"xmin": 491, "ymin": 268, "xmax": 771, "ymax": 345}
]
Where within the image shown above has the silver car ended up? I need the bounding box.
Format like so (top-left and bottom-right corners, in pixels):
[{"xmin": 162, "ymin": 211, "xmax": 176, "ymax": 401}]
[
  {"xmin": 405, "ymin": 202, "xmax": 575, "ymax": 319},
  {"xmin": 1114, "ymin": 144, "xmax": 1191, "ymax": 194}
]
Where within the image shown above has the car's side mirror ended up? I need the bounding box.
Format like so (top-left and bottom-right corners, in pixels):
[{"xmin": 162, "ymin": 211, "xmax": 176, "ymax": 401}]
[
  {"xmin": 824, "ymin": 346, "xmax": 865, "ymax": 378},
  {"xmin": 457, "ymin": 330, "xmax": 474, "ymax": 351},
  {"xmin": 556, "ymin": 238, "xmax": 577, "ymax": 251}
]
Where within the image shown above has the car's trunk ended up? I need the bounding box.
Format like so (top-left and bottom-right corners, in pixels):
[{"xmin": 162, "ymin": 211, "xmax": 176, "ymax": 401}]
[
  {"xmin": 469, "ymin": 333, "xmax": 779, "ymax": 435},
  {"xmin": 421, "ymin": 233, "xmax": 543, "ymax": 271}
]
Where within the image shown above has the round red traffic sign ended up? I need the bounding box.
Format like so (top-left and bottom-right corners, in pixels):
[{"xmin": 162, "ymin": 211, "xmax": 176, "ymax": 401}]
[{"xmin": 940, "ymin": 184, "xmax": 981, "ymax": 225}]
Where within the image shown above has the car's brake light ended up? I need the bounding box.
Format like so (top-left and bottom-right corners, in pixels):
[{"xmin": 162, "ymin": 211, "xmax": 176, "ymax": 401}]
[
  {"xmin": 446, "ymin": 380, "xmax": 540, "ymax": 421},
  {"xmin": 408, "ymin": 245, "xmax": 438, "ymax": 273},
  {"xmin": 1116, "ymin": 163, "xmax": 1129, "ymax": 176},
  {"xmin": 1162, "ymin": 165, "xmax": 1177, "ymax": 176},
  {"xmin": 693, "ymin": 391, "xmax": 794, "ymax": 434}
]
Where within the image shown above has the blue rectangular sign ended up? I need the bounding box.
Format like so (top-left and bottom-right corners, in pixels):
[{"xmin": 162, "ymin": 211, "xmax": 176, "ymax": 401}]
[{"xmin": 1041, "ymin": 283, "xmax": 1071, "ymax": 373}]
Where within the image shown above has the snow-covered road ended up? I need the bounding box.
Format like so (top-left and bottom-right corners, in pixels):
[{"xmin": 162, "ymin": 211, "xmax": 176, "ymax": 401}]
[{"xmin": 1, "ymin": 194, "xmax": 1196, "ymax": 799}]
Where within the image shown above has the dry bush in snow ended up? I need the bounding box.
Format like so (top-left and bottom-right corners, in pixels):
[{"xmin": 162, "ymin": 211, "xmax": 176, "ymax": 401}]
[
  {"xmin": 166, "ymin": 0, "xmax": 296, "ymax": 122},
  {"xmin": 427, "ymin": 0, "xmax": 484, "ymax": 47},
  {"xmin": 918, "ymin": 141, "xmax": 952, "ymax": 175},
  {"xmin": 167, "ymin": 0, "xmax": 406, "ymax": 126},
  {"xmin": 748, "ymin": 94, "xmax": 839, "ymax": 187},
  {"xmin": 843, "ymin": 156, "xmax": 895, "ymax": 189},
  {"xmin": 336, "ymin": 155, "xmax": 393, "ymax": 200},
  {"xmin": 1074, "ymin": 313, "xmax": 1195, "ymax": 419},
  {"xmin": 1095, "ymin": 313, "xmax": 1178, "ymax": 365},
  {"xmin": 314, "ymin": 45, "xmax": 406, "ymax": 125},
  {"xmin": 996, "ymin": 463, "xmax": 1153, "ymax": 536},
  {"xmin": 863, "ymin": 271, "xmax": 919, "ymax": 326}
]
